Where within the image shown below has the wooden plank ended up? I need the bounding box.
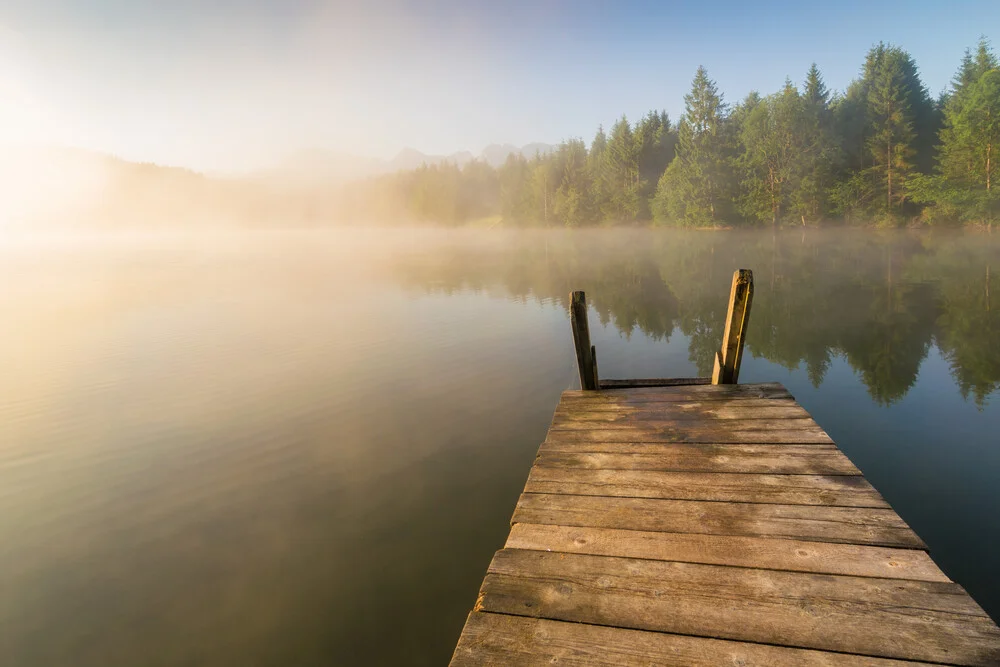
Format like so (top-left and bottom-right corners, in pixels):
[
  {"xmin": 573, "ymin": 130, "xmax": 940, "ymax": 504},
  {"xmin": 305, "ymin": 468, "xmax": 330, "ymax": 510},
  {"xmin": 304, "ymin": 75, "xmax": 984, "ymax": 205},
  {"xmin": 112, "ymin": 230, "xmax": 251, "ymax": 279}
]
[
  {"xmin": 505, "ymin": 524, "xmax": 949, "ymax": 581},
  {"xmin": 560, "ymin": 382, "xmax": 792, "ymax": 402},
  {"xmin": 553, "ymin": 403, "xmax": 813, "ymax": 420},
  {"xmin": 544, "ymin": 427, "xmax": 834, "ymax": 444},
  {"xmin": 512, "ymin": 493, "xmax": 925, "ymax": 547},
  {"xmin": 540, "ymin": 439, "xmax": 840, "ymax": 453},
  {"xmin": 534, "ymin": 446, "xmax": 861, "ymax": 475},
  {"xmin": 524, "ymin": 468, "xmax": 887, "ymax": 506},
  {"xmin": 713, "ymin": 268, "xmax": 754, "ymax": 384},
  {"xmin": 555, "ymin": 398, "xmax": 800, "ymax": 414},
  {"xmin": 570, "ymin": 291, "xmax": 598, "ymax": 390},
  {"xmin": 451, "ymin": 612, "xmax": 940, "ymax": 666},
  {"xmin": 599, "ymin": 377, "xmax": 710, "ymax": 388},
  {"xmin": 551, "ymin": 416, "xmax": 823, "ymax": 431},
  {"xmin": 479, "ymin": 550, "xmax": 1000, "ymax": 665}
]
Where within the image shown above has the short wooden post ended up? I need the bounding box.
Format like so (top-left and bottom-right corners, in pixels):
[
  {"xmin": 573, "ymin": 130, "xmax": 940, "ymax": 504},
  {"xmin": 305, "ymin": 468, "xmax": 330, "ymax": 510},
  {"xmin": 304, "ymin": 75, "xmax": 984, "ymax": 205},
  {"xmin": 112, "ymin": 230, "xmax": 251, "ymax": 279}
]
[
  {"xmin": 712, "ymin": 269, "xmax": 754, "ymax": 385},
  {"xmin": 570, "ymin": 291, "xmax": 599, "ymax": 390}
]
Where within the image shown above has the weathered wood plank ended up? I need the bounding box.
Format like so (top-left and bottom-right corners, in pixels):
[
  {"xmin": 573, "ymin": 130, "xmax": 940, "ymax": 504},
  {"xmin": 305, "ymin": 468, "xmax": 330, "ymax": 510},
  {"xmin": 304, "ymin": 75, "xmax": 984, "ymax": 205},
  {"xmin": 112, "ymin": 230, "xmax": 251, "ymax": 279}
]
[
  {"xmin": 512, "ymin": 493, "xmax": 924, "ymax": 547},
  {"xmin": 451, "ymin": 612, "xmax": 941, "ymax": 666},
  {"xmin": 544, "ymin": 427, "xmax": 833, "ymax": 444},
  {"xmin": 553, "ymin": 403, "xmax": 812, "ymax": 420},
  {"xmin": 505, "ymin": 524, "xmax": 948, "ymax": 581},
  {"xmin": 560, "ymin": 382, "xmax": 792, "ymax": 402},
  {"xmin": 570, "ymin": 291, "xmax": 598, "ymax": 391},
  {"xmin": 555, "ymin": 398, "xmax": 800, "ymax": 414},
  {"xmin": 451, "ymin": 381, "xmax": 1000, "ymax": 664},
  {"xmin": 524, "ymin": 467, "xmax": 886, "ymax": 506},
  {"xmin": 599, "ymin": 377, "xmax": 711, "ymax": 388},
  {"xmin": 551, "ymin": 417, "xmax": 823, "ymax": 432},
  {"xmin": 713, "ymin": 269, "xmax": 754, "ymax": 384},
  {"xmin": 535, "ymin": 445, "xmax": 860, "ymax": 475},
  {"xmin": 479, "ymin": 550, "xmax": 1000, "ymax": 665}
]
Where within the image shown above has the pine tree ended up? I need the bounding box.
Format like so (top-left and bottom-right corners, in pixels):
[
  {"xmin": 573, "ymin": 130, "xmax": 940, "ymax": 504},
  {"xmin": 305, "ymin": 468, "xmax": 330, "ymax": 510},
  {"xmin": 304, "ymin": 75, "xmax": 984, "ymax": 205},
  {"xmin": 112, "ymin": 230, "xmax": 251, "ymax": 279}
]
[
  {"xmin": 606, "ymin": 116, "xmax": 641, "ymax": 221},
  {"xmin": 587, "ymin": 125, "xmax": 611, "ymax": 221},
  {"xmin": 863, "ymin": 44, "xmax": 929, "ymax": 217},
  {"xmin": 552, "ymin": 139, "xmax": 591, "ymax": 227},
  {"xmin": 736, "ymin": 81, "xmax": 801, "ymax": 224},
  {"xmin": 653, "ymin": 66, "xmax": 733, "ymax": 225},
  {"xmin": 790, "ymin": 64, "xmax": 837, "ymax": 223},
  {"xmin": 914, "ymin": 38, "xmax": 1000, "ymax": 224}
]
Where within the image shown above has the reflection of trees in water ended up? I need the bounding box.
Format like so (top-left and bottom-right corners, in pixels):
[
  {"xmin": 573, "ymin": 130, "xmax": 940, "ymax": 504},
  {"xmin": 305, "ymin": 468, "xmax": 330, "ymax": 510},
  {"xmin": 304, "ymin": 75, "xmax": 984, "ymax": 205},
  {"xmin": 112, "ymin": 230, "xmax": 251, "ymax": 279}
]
[{"xmin": 391, "ymin": 230, "xmax": 1000, "ymax": 406}]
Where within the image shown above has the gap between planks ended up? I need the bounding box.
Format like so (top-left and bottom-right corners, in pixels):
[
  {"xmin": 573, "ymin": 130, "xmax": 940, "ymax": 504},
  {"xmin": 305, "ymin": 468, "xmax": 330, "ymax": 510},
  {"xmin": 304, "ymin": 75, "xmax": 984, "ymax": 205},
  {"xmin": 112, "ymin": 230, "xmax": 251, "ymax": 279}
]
[
  {"xmin": 477, "ymin": 549, "xmax": 1000, "ymax": 665},
  {"xmin": 524, "ymin": 467, "xmax": 888, "ymax": 507},
  {"xmin": 505, "ymin": 523, "xmax": 946, "ymax": 581},
  {"xmin": 451, "ymin": 612, "xmax": 940, "ymax": 667},
  {"xmin": 512, "ymin": 493, "xmax": 925, "ymax": 548}
]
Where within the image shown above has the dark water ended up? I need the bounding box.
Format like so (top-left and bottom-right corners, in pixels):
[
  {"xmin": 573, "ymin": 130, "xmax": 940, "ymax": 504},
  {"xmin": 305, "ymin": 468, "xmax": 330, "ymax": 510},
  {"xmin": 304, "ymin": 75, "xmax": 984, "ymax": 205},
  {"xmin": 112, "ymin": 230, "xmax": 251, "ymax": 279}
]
[{"xmin": 1, "ymin": 228, "xmax": 998, "ymax": 665}]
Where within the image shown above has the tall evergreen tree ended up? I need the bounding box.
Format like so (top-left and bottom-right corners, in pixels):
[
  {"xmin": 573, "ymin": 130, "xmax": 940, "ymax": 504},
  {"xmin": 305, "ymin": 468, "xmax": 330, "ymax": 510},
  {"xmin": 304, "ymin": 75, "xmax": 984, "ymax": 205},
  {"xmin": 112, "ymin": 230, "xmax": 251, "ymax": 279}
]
[
  {"xmin": 863, "ymin": 44, "xmax": 927, "ymax": 215},
  {"xmin": 653, "ymin": 66, "xmax": 733, "ymax": 225},
  {"xmin": 552, "ymin": 139, "xmax": 591, "ymax": 227},
  {"xmin": 587, "ymin": 125, "xmax": 611, "ymax": 220},
  {"xmin": 912, "ymin": 38, "xmax": 1000, "ymax": 224},
  {"xmin": 606, "ymin": 116, "xmax": 641, "ymax": 221},
  {"xmin": 736, "ymin": 81, "xmax": 801, "ymax": 224},
  {"xmin": 791, "ymin": 64, "xmax": 838, "ymax": 222}
]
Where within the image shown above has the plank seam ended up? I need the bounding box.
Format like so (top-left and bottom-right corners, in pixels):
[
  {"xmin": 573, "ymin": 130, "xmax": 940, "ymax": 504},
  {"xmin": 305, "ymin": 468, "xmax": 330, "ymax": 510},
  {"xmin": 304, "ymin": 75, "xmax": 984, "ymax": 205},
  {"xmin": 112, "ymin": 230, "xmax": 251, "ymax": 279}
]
[{"xmin": 461, "ymin": 609, "xmax": 961, "ymax": 666}]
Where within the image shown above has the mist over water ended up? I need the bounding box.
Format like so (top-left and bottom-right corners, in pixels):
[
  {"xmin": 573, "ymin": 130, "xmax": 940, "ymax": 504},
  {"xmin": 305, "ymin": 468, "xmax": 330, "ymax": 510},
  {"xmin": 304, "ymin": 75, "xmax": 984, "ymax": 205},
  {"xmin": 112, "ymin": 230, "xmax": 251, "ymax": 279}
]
[{"xmin": 1, "ymin": 227, "xmax": 998, "ymax": 665}]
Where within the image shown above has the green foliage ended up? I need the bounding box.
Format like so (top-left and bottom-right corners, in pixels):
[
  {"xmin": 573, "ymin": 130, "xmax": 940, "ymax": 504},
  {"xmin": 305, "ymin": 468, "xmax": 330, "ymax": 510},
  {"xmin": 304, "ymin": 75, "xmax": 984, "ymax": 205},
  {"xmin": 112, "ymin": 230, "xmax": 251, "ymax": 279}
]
[
  {"xmin": 352, "ymin": 38, "xmax": 995, "ymax": 228},
  {"xmin": 917, "ymin": 38, "xmax": 1000, "ymax": 225},
  {"xmin": 735, "ymin": 82, "xmax": 801, "ymax": 224},
  {"xmin": 654, "ymin": 67, "xmax": 734, "ymax": 226},
  {"xmin": 863, "ymin": 44, "xmax": 927, "ymax": 214}
]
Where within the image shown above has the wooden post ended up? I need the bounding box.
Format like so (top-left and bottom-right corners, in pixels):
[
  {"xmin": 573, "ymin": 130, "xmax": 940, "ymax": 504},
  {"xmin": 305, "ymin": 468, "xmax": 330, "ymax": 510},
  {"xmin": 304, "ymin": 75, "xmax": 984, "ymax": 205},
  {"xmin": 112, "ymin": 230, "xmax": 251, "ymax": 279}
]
[
  {"xmin": 570, "ymin": 291, "xmax": 598, "ymax": 390},
  {"xmin": 712, "ymin": 269, "xmax": 754, "ymax": 385}
]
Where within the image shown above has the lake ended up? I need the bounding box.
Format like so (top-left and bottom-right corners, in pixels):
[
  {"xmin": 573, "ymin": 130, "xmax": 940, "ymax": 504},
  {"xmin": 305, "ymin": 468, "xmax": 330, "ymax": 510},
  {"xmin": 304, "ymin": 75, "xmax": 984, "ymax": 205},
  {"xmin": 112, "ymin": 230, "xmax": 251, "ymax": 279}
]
[{"xmin": 1, "ymin": 227, "xmax": 998, "ymax": 665}]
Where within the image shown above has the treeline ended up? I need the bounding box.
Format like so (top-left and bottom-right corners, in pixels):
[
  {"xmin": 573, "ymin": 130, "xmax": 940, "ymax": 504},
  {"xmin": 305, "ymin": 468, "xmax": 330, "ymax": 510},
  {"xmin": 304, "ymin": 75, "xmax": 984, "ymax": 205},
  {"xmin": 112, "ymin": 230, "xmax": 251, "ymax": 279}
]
[{"xmin": 346, "ymin": 39, "xmax": 999, "ymax": 227}]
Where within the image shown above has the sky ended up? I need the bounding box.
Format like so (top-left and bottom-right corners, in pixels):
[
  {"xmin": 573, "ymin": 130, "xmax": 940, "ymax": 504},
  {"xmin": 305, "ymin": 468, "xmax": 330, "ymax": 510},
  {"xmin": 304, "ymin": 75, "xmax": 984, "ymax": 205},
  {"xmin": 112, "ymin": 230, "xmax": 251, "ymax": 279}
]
[{"xmin": 1, "ymin": 0, "xmax": 998, "ymax": 172}]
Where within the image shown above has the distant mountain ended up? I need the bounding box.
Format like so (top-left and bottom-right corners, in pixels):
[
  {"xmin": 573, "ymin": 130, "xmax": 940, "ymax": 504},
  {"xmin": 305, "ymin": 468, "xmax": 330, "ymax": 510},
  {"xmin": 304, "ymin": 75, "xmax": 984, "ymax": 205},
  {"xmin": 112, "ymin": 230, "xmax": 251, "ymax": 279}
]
[
  {"xmin": 480, "ymin": 143, "xmax": 522, "ymax": 167},
  {"xmin": 0, "ymin": 146, "xmax": 337, "ymax": 228},
  {"xmin": 1, "ymin": 141, "xmax": 562, "ymax": 228}
]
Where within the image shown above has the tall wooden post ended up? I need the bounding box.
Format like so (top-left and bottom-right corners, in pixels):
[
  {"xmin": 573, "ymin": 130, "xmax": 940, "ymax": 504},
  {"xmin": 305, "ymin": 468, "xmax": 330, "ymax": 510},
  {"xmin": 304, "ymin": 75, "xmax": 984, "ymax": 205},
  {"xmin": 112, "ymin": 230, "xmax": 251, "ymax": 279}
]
[
  {"xmin": 570, "ymin": 291, "xmax": 599, "ymax": 390},
  {"xmin": 712, "ymin": 269, "xmax": 754, "ymax": 385}
]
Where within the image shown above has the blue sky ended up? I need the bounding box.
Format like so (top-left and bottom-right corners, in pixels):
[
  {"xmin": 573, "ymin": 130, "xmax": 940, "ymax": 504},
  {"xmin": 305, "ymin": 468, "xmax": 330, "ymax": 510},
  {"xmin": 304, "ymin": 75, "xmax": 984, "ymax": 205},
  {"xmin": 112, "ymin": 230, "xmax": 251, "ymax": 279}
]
[{"xmin": 2, "ymin": 0, "xmax": 997, "ymax": 171}]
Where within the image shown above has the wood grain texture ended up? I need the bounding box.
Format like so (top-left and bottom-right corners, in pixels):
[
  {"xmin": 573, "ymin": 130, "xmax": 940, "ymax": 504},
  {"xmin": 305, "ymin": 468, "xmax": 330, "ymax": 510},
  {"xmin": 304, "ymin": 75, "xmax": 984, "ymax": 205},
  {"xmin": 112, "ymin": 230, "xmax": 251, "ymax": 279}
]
[
  {"xmin": 555, "ymin": 397, "xmax": 800, "ymax": 414},
  {"xmin": 551, "ymin": 416, "xmax": 822, "ymax": 431},
  {"xmin": 512, "ymin": 493, "xmax": 925, "ymax": 547},
  {"xmin": 535, "ymin": 445, "xmax": 860, "ymax": 475},
  {"xmin": 544, "ymin": 427, "xmax": 834, "ymax": 444},
  {"xmin": 553, "ymin": 403, "xmax": 812, "ymax": 420},
  {"xmin": 599, "ymin": 377, "xmax": 710, "ymax": 388},
  {"xmin": 713, "ymin": 268, "xmax": 754, "ymax": 385},
  {"xmin": 570, "ymin": 291, "xmax": 598, "ymax": 391},
  {"xmin": 560, "ymin": 382, "xmax": 793, "ymax": 402},
  {"xmin": 449, "ymin": 381, "xmax": 1000, "ymax": 664},
  {"xmin": 450, "ymin": 612, "xmax": 938, "ymax": 666},
  {"xmin": 505, "ymin": 524, "xmax": 948, "ymax": 581},
  {"xmin": 479, "ymin": 549, "xmax": 1000, "ymax": 665},
  {"xmin": 524, "ymin": 467, "xmax": 886, "ymax": 506}
]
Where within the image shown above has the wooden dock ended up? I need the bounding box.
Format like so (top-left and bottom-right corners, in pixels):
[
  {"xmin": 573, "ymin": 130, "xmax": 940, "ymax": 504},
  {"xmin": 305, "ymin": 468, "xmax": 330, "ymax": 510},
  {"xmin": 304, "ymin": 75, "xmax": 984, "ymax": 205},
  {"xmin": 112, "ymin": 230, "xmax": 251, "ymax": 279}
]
[{"xmin": 449, "ymin": 273, "xmax": 1000, "ymax": 666}]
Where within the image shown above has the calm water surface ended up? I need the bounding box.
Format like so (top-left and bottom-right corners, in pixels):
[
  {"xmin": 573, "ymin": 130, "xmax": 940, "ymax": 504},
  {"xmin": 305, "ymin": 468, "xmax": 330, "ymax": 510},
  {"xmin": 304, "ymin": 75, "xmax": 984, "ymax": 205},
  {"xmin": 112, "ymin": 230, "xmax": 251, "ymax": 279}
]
[{"xmin": 1, "ymin": 228, "xmax": 998, "ymax": 665}]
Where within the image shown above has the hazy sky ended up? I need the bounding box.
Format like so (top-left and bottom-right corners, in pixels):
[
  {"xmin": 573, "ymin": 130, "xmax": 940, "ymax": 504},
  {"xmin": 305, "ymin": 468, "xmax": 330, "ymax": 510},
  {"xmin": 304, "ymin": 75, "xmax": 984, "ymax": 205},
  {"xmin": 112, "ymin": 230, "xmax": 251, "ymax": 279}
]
[{"xmin": 2, "ymin": 0, "xmax": 997, "ymax": 172}]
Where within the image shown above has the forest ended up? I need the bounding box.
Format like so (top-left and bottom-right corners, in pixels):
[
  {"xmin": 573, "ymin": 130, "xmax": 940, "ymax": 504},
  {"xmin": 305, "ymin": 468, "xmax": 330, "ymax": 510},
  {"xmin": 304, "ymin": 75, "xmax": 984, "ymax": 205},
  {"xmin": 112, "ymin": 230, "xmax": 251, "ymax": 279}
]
[{"xmin": 342, "ymin": 39, "xmax": 1000, "ymax": 228}]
